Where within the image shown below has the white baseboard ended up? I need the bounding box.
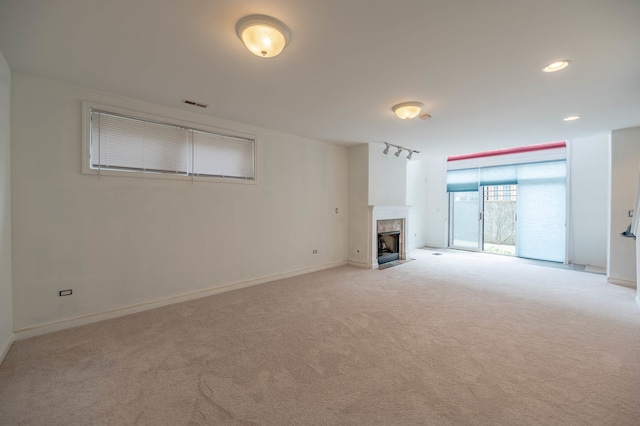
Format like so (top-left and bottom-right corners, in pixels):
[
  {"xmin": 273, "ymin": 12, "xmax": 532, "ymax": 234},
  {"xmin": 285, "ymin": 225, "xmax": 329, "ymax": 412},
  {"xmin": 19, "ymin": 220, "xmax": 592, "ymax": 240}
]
[
  {"xmin": 348, "ymin": 259, "xmax": 370, "ymax": 269},
  {"xmin": 0, "ymin": 334, "xmax": 15, "ymax": 366},
  {"xmin": 607, "ymin": 277, "xmax": 637, "ymax": 289},
  {"xmin": 406, "ymin": 242, "xmax": 428, "ymax": 251},
  {"xmin": 14, "ymin": 260, "xmax": 347, "ymax": 340},
  {"xmin": 423, "ymin": 243, "xmax": 447, "ymax": 249}
]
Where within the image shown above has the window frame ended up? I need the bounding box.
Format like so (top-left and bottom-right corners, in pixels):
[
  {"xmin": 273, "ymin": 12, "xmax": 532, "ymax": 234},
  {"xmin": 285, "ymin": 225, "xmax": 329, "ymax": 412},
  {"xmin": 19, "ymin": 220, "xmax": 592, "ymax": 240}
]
[{"xmin": 82, "ymin": 101, "xmax": 258, "ymax": 184}]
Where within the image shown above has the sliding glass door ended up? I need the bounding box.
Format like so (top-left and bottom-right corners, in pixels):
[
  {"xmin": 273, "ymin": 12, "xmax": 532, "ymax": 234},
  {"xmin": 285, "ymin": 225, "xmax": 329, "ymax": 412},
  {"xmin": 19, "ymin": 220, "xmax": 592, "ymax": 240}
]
[
  {"xmin": 447, "ymin": 160, "xmax": 566, "ymax": 262},
  {"xmin": 482, "ymin": 185, "xmax": 517, "ymax": 255},
  {"xmin": 450, "ymin": 191, "xmax": 481, "ymax": 250}
]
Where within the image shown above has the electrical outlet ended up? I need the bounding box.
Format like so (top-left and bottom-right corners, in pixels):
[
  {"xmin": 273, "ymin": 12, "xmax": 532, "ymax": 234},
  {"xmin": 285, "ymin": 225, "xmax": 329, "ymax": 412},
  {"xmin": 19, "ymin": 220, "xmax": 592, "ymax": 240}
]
[
  {"xmin": 59, "ymin": 289, "xmax": 73, "ymax": 297},
  {"xmin": 313, "ymin": 249, "xmax": 318, "ymax": 254}
]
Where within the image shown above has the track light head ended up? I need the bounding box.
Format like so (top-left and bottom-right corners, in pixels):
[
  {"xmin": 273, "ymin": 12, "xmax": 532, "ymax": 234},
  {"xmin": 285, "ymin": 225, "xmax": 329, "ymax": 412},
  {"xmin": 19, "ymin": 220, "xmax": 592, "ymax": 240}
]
[
  {"xmin": 406, "ymin": 151, "xmax": 413, "ymax": 160},
  {"xmin": 383, "ymin": 143, "xmax": 390, "ymax": 155},
  {"xmin": 395, "ymin": 147, "xmax": 403, "ymax": 157}
]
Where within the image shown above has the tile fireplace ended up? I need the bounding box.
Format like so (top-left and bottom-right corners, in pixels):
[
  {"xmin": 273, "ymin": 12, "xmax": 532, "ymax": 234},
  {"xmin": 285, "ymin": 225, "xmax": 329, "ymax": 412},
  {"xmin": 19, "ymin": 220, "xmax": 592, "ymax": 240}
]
[{"xmin": 368, "ymin": 205, "xmax": 409, "ymax": 268}]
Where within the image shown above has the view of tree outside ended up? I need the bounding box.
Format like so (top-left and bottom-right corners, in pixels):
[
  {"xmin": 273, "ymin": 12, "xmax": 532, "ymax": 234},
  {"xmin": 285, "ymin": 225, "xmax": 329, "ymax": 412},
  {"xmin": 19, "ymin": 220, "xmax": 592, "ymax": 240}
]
[{"xmin": 483, "ymin": 185, "xmax": 516, "ymax": 255}]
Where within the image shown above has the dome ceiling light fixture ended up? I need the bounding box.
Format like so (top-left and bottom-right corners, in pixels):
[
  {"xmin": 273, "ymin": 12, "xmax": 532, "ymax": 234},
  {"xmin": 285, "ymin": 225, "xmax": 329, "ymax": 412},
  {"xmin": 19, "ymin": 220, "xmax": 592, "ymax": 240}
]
[
  {"xmin": 542, "ymin": 60, "xmax": 571, "ymax": 73},
  {"xmin": 563, "ymin": 115, "xmax": 581, "ymax": 121},
  {"xmin": 392, "ymin": 101, "xmax": 424, "ymax": 120},
  {"xmin": 236, "ymin": 14, "xmax": 291, "ymax": 58}
]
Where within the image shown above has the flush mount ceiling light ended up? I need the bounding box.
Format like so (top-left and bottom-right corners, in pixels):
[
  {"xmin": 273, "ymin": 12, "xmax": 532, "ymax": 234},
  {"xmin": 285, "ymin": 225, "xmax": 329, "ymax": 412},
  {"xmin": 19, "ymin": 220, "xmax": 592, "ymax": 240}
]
[
  {"xmin": 542, "ymin": 60, "xmax": 571, "ymax": 73},
  {"xmin": 392, "ymin": 102, "xmax": 424, "ymax": 120},
  {"xmin": 236, "ymin": 14, "xmax": 291, "ymax": 58},
  {"xmin": 563, "ymin": 115, "xmax": 581, "ymax": 121}
]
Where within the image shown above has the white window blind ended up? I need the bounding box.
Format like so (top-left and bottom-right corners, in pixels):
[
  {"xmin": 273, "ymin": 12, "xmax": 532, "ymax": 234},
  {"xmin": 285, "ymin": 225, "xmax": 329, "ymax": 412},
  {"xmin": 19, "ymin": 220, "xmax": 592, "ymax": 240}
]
[
  {"xmin": 479, "ymin": 165, "xmax": 518, "ymax": 187},
  {"xmin": 446, "ymin": 168, "xmax": 479, "ymax": 192},
  {"xmin": 192, "ymin": 130, "xmax": 254, "ymax": 179},
  {"xmin": 516, "ymin": 161, "xmax": 566, "ymax": 262},
  {"xmin": 91, "ymin": 111, "xmax": 189, "ymax": 174},
  {"xmin": 89, "ymin": 108, "xmax": 255, "ymax": 181}
]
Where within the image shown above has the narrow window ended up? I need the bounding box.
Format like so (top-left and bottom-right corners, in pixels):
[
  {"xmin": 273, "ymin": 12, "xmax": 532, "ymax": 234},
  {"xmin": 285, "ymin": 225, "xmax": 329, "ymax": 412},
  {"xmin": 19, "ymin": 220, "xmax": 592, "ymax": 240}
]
[{"xmin": 86, "ymin": 105, "xmax": 255, "ymax": 181}]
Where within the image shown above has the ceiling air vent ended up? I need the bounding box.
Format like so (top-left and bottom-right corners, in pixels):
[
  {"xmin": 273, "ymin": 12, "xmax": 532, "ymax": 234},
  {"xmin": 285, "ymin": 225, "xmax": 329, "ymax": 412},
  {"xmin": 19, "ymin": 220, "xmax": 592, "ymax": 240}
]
[{"xmin": 183, "ymin": 99, "xmax": 209, "ymax": 108}]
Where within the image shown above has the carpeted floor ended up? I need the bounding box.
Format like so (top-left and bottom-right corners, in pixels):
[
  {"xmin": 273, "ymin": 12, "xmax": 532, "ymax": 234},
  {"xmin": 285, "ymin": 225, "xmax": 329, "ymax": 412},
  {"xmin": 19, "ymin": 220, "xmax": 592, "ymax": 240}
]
[{"xmin": 1, "ymin": 249, "xmax": 640, "ymax": 425}]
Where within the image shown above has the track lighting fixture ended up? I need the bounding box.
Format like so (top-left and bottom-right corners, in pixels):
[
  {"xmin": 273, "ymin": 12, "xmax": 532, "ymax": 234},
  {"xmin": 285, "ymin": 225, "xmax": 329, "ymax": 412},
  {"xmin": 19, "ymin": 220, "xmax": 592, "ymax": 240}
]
[{"xmin": 381, "ymin": 142, "xmax": 421, "ymax": 160}]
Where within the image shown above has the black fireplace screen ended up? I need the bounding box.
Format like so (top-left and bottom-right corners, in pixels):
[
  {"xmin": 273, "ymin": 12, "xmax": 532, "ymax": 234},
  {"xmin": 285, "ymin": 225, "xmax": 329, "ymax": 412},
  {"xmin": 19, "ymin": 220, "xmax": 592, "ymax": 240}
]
[{"xmin": 378, "ymin": 231, "xmax": 400, "ymax": 264}]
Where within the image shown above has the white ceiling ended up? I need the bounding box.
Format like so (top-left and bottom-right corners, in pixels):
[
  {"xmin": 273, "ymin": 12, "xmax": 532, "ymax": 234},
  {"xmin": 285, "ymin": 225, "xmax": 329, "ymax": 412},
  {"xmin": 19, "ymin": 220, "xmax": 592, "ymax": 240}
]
[{"xmin": 0, "ymin": 0, "xmax": 639, "ymax": 157}]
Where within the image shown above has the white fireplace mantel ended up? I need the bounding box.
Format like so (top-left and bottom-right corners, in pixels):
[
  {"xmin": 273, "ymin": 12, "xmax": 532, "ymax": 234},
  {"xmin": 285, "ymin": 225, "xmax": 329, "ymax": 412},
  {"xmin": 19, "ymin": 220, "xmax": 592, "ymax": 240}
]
[{"xmin": 368, "ymin": 205, "xmax": 410, "ymax": 269}]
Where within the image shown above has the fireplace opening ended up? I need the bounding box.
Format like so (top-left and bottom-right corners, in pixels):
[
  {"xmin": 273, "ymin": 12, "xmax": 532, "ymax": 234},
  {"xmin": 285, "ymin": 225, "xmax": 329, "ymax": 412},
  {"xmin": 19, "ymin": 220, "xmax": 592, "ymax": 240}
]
[{"xmin": 378, "ymin": 231, "xmax": 400, "ymax": 265}]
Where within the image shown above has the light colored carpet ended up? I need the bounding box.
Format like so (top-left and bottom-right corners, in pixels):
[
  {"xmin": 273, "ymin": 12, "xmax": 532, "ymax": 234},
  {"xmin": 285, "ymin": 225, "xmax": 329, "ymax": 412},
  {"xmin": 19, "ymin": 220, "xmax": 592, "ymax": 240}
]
[{"xmin": 1, "ymin": 249, "xmax": 640, "ymax": 425}]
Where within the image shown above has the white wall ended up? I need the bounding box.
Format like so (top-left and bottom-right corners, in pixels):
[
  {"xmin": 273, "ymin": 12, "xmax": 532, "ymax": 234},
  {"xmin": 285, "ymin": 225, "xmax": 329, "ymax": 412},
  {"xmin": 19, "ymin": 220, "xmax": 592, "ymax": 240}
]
[
  {"xmin": 406, "ymin": 160, "xmax": 429, "ymax": 250},
  {"xmin": 11, "ymin": 73, "xmax": 349, "ymax": 331},
  {"xmin": 608, "ymin": 126, "xmax": 640, "ymax": 286},
  {"xmin": 568, "ymin": 135, "xmax": 609, "ymax": 268},
  {"xmin": 348, "ymin": 143, "xmax": 416, "ymax": 265},
  {"xmin": 347, "ymin": 144, "xmax": 369, "ymax": 266},
  {"xmin": 0, "ymin": 50, "xmax": 13, "ymax": 360},
  {"xmin": 636, "ymin": 235, "xmax": 640, "ymax": 307},
  {"xmin": 368, "ymin": 143, "xmax": 407, "ymax": 206},
  {"xmin": 422, "ymin": 155, "xmax": 448, "ymax": 248}
]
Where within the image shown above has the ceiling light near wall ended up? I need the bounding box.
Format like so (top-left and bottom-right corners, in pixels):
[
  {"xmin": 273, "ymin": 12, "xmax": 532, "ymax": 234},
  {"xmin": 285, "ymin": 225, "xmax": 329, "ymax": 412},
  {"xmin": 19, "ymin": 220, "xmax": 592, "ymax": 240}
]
[
  {"xmin": 563, "ymin": 115, "xmax": 581, "ymax": 121},
  {"xmin": 542, "ymin": 60, "xmax": 571, "ymax": 72},
  {"xmin": 236, "ymin": 15, "xmax": 291, "ymax": 58},
  {"xmin": 392, "ymin": 102, "xmax": 424, "ymax": 120}
]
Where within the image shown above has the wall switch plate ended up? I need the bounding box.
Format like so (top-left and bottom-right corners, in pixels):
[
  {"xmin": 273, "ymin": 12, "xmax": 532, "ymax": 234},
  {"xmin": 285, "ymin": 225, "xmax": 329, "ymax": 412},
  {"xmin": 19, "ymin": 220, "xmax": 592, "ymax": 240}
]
[
  {"xmin": 59, "ymin": 289, "xmax": 73, "ymax": 296},
  {"xmin": 629, "ymin": 210, "xmax": 634, "ymax": 218}
]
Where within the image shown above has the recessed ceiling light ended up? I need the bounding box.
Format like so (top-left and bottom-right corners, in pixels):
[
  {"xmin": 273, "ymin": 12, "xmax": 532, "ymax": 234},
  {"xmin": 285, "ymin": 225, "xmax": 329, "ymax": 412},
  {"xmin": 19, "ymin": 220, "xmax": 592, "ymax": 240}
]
[
  {"xmin": 542, "ymin": 60, "xmax": 571, "ymax": 73},
  {"xmin": 563, "ymin": 115, "xmax": 581, "ymax": 121}
]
